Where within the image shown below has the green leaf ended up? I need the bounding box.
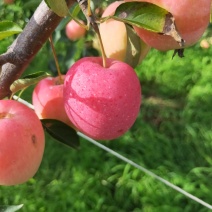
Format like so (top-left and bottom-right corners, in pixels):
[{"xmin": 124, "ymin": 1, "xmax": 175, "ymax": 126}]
[
  {"xmin": 22, "ymin": 72, "xmax": 51, "ymax": 80},
  {"xmin": 112, "ymin": 2, "xmax": 184, "ymax": 47},
  {"xmin": 0, "ymin": 21, "xmax": 22, "ymax": 40},
  {"xmin": 0, "ymin": 204, "xmax": 24, "ymax": 212},
  {"xmin": 113, "ymin": 2, "xmax": 168, "ymax": 32},
  {"xmin": 71, "ymin": 3, "xmax": 81, "ymax": 19},
  {"xmin": 125, "ymin": 24, "xmax": 142, "ymax": 68},
  {"xmin": 23, "ymin": 0, "xmax": 40, "ymax": 10},
  {"xmin": 10, "ymin": 72, "xmax": 51, "ymax": 94},
  {"xmin": 45, "ymin": 0, "xmax": 69, "ymax": 17},
  {"xmin": 41, "ymin": 119, "xmax": 80, "ymax": 149}
]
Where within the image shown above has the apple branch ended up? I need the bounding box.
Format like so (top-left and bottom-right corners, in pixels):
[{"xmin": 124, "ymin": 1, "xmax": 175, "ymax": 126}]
[{"xmin": 0, "ymin": 0, "xmax": 75, "ymax": 100}]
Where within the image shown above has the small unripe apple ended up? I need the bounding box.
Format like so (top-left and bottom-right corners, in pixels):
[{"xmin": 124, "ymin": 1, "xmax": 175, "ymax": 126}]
[
  {"xmin": 65, "ymin": 19, "xmax": 86, "ymax": 41},
  {"xmin": 99, "ymin": 1, "xmax": 150, "ymax": 67},
  {"xmin": 125, "ymin": 0, "xmax": 211, "ymax": 51},
  {"xmin": 32, "ymin": 75, "xmax": 73, "ymax": 127},
  {"xmin": 0, "ymin": 100, "xmax": 45, "ymax": 186},
  {"xmin": 63, "ymin": 57, "xmax": 141, "ymax": 140},
  {"xmin": 200, "ymin": 39, "xmax": 210, "ymax": 49}
]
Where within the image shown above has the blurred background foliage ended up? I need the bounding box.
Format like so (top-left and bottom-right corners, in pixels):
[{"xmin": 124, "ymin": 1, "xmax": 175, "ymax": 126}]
[{"xmin": 0, "ymin": 0, "xmax": 212, "ymax": 211}]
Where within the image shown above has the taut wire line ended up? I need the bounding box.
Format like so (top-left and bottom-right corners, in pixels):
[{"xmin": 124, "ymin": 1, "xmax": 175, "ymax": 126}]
[{"xmin": 78, "ymin": 132, "xmax": 212, "ymax": 210}]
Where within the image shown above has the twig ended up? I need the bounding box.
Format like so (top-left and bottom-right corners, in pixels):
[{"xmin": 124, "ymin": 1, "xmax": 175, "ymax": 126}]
[{"xmin": 0, "ymin": 53, "xmax": 14, "ymax": 66}]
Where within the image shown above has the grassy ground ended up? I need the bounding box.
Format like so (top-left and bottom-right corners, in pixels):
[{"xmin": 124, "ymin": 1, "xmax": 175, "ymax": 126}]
[{"xmin": 1, "ymin": 1, "xmax": 212, "ymax": 211}]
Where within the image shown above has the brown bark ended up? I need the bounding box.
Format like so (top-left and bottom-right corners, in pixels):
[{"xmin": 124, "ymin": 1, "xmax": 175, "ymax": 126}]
[{"xmin": 0, "ymin": 0, "xmax": 75, "ymax": 99}]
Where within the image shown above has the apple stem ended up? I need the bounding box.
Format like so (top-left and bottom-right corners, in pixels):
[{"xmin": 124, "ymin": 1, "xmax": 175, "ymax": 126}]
[
  {"xmin": 87, "ymin": 0, "xmax": 92, "ymax": 17},
  {"xmin": 48, "ymin": 35, "xmax": 63, "ymax": 84},
  {"xmin": 77, "ymin": 0, "xmax": 107, "ymax": 68},
  {"xmin": 93, "ymin": 24, "xmax": 107, "ymax": 68}
]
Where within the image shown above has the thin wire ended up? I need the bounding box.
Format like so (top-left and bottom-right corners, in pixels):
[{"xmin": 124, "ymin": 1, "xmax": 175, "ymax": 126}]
[
  {"xmin": 77, "ymin": 132, "xmax": 212, "ymax": 210},
  {"xmin": 13, "ymin": 95, "xmax": 34, "ymax": 110},
  {"xmin": 13, "ymin": 96, "xmax": 212, "ymax": 210}
]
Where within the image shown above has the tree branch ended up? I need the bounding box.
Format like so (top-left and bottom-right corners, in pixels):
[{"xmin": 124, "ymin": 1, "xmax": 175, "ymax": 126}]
[{"xmin": 0, "ymin": 0, "xmax": 75, "ymax": 99}]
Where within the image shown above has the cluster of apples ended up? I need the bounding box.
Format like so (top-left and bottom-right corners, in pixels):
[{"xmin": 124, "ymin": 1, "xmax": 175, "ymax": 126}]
[
  {"xmin": 33, "ymin": 57, "xmax": 141, "ymax": 141},
  {"xmin": 99, "ymin": 0, "xmax": 211, "ymax": 52},
  {"xmin": 0, "ymin": 56, "xmax": 141, "ymax": 187},
  {"xmin": 66, "ymin": 0, "xmax": 211, "ymax": 62},
  {"xmin": 0, "ymin": 0, "xmax": 211, "ymax": 186}
]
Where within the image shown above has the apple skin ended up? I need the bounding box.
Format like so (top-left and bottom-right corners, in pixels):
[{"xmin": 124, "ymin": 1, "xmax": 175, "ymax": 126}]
[
  {"xmin": 63, "ymin": 57, "xmax": 141, "ymax": 140},
  {"xmin": 0, "ymin": 100, "xmax": 45, "ymax": 186},
  {"xmin": 99, "ymin": 1, "xmax": 150, "ymax": 64},
  {"xmin": 32, "ymin": 75, "xmax": 73, "ymax": 127},
  {"xmin": 125, "ymin": 0, "xmax": 211, "ymax": 51},
  {"xmin": 65, "ymin": 19, "xmax": 86, "ymax": 41}
]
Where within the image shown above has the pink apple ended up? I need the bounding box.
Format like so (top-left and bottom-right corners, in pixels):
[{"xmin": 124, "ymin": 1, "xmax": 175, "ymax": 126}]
[
  {"xmin": 63, "ymin": 57, "xmax": 141, "ymax": 140},
  {"xmin": 125, "ymin": 0, "xmax": 211, "ymax": 51},
  {"xmin": 32, "ymin": 75, "xmax": 73, "ymax": 127},
  {"xmin": 65, "ymin": 19, "xmax": 86, "ymax": 41},
  {"xmin": 0, "ymin": 100, "xmax": 45, "ymax": 186}
]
